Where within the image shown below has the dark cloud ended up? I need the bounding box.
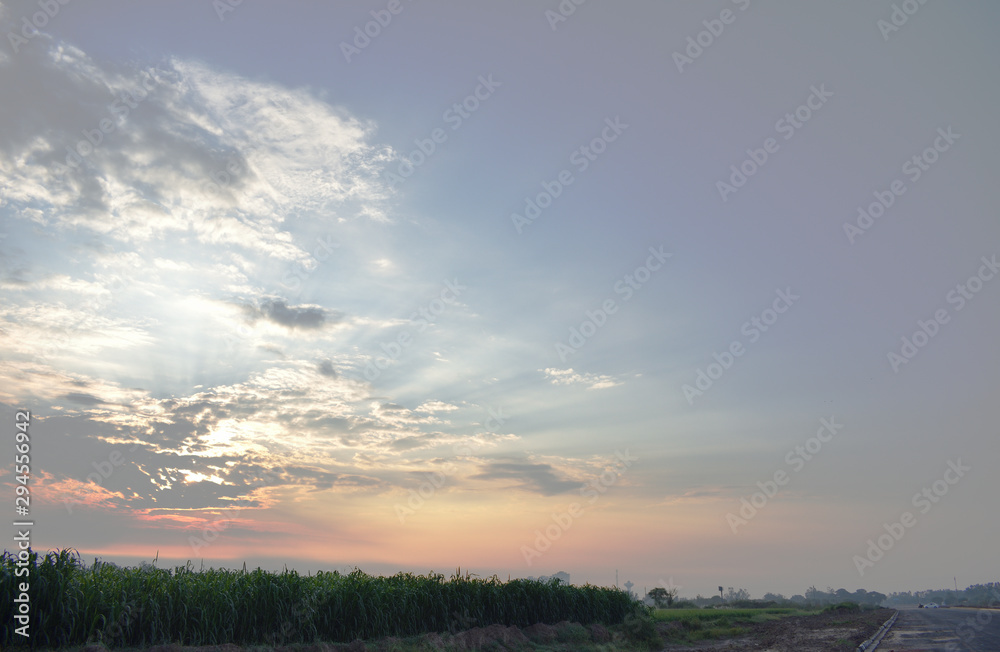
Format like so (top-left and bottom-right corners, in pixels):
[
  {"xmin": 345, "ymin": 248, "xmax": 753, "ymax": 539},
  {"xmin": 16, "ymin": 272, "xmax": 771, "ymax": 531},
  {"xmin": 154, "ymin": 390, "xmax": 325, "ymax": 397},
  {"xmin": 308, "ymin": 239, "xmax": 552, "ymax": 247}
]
[
  {"xmin": 317, "ymin": 359, "xmax": 337, "ymax": 378},
  {"xmin": 258, "ymin": 343, "xmax": 285, "ymax": 356},
  {"xmin": 470, "ymin": 462, "xmax": 580, "ymax": 496},
  {"xmin": 261, "ymin": 299, "xmax": 326, "ymax": 328},
  {"xmin": 0, "ymin": 269, "xmax": 30, "ymax": 285},
  {"xmin": 243, "ymin": 298, "xmax": 340, "ymax": 330},
  {"xmin": 62, "ymin": 392, "xmax": 104, "ymax": 405}
]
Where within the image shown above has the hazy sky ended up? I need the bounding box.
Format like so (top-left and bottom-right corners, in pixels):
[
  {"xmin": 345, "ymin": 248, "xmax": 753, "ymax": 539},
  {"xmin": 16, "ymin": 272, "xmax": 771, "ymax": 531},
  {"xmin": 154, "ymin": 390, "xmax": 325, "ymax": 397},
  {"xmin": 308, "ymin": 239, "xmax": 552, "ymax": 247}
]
[{"xmin": 1, "ymin": 1, "xmax": 998, "ymax": 600}]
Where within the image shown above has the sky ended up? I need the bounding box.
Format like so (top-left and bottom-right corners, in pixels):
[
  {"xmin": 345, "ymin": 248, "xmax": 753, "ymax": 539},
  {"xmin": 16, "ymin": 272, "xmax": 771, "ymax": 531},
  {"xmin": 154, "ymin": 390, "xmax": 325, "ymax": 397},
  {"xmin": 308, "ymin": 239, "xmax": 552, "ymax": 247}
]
[{"xmin": 0, "ymin": 0, "xmax": 998, "ymax": 601}]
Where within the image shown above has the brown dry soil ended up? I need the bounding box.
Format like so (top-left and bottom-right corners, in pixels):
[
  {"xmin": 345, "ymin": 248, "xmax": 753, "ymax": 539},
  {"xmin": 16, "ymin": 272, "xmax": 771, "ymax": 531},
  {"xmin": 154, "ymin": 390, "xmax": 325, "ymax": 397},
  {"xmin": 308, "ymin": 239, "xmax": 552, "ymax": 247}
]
[{"xmin": 42, "ymin": 608, "xmax": 895, "ymax": 652}]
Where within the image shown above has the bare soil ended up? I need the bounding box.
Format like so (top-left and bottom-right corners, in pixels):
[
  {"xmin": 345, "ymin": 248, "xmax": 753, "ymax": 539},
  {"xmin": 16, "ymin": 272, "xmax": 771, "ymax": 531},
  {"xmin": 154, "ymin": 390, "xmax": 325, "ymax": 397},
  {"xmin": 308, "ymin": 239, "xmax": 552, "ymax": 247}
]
[{"xmin": 661, "ymin": 607, "xmax": 896, "ymax": 651}]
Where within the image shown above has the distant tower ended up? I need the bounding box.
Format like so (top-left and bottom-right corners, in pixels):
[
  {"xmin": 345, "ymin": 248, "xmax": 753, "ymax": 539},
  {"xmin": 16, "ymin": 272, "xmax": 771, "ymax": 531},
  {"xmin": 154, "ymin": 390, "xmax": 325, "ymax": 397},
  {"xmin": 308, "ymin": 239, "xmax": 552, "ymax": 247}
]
[{"xmin": 624, "ymin": 580, "xmax": 634, "ymax": 597}]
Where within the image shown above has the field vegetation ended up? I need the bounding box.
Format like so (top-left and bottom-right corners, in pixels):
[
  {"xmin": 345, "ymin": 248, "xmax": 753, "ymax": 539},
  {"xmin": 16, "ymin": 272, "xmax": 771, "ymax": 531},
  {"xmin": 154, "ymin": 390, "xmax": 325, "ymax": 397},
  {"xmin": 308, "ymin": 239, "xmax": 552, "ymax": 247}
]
[
  {"xmin": 651, "ymin": 601, "xmax": 881, "ymax": 645},
  {"xmin": 652, "ymin": 606, "xmax": 819, "ymax": 642},
  {"xmin": 1, "ymin": 549, "xmax": 642, "ymax": 649}
]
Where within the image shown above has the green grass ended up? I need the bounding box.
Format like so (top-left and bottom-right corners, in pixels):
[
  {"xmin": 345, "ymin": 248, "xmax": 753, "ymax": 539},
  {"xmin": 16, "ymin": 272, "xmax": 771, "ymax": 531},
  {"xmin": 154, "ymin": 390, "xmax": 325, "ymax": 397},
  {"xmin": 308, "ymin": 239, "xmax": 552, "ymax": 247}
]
[
  {"xmin": 1, "ymin": 548, "xmax": 642, "ymax": 649},
  {"xmin": 653, "ymin": 606, "xmax": 820, "ymax": 622},
  {"xmin": 651, "ymin": 606, "xmax": 822, "ymax": 643}
]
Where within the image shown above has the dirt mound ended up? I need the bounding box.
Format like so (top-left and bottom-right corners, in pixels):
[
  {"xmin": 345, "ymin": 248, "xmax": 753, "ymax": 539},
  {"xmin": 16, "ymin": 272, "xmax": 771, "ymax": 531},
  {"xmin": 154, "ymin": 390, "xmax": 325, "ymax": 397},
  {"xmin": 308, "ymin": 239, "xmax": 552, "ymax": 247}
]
[
  {"xmin": 588, "ymin": 623, "xmax": 612, "ymax": 643},
  {"xmin": 523, "ymin": 622, "xmax": 558, "ymax": 644},
  {"xmin": 448, "ymin": 623, "xmax": 530, "ymax": 650}
]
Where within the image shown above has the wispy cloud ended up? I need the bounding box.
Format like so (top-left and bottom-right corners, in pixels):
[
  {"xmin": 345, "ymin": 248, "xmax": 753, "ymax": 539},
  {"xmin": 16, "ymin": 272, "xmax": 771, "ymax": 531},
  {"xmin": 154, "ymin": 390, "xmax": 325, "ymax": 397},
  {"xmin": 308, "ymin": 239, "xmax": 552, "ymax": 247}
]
[{"xmin": 541, "ymin": 367, "xmax": 622, "ymax": 390}]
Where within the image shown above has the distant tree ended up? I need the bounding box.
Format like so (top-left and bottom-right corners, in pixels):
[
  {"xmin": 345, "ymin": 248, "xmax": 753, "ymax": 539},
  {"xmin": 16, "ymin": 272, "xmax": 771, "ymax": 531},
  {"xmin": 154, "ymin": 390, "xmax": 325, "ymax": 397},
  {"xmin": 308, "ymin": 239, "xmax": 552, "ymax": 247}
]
[
  {"xmin": 886, "ymin": 591, "xmax": 914, "ymax": 606},
  {"xmin": 724, "ymin": 587, "xmax": 750, "ymax": 602},
  {"xmin": 867, "ymin": 591, "xmax": 887, "ymax": 605},
  {"xmin": 646, "ymin": 587, "xmax": 678, "ymax": 608},
  {"xmin": 763, "ymin": 592, "xmax": 785, "ymax": 602}
]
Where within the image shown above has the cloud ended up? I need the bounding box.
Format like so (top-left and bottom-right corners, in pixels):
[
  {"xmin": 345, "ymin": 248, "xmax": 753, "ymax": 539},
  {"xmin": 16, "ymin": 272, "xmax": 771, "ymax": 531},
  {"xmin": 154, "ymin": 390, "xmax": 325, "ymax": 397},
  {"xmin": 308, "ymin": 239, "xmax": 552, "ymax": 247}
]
[
  {"xmin": 541, "ymin": 367, "xmax": 622, "ymax": 390},
  {"xmin": 243, "ymin": 298, "xmax": 336, "ymax": 330},
  {"xmin": 0, "ymin": 359, "xmax": 154, "ymax": 413},
  {"xmin": 389, "ymin": 433, "xmax": 445, "ymax": 452},
  {"xmin": 61, "ymin": 392, "xmax": 105, "ymax": 406},
  {"xmin": 0, "ymin": 32, "xmax": 399, "ymax": 400},
  {"xmin": 316, "ymin": 359, "xmax": 338, "ymax": 378},
  {"xmin": 0, "ymin": 41, "xmax": 390, "ymax": 246},
  {"xmin": 416, "ymin": 400, "xmax": 460, "ymax": 413},
  {"xmin": 0, "ymin": 24, "xmax": 543, "ymax": 552},
  {"xmin": 0, "ymin": 302, "xmax": 156, "ymax": 366},
  {"xmin": 0, "ymin": 42, "xmax": 392, "ymax": 251},
  {"xmin": 658, "ymin": 486, "xmax": 734, "ymax": 506},
  {"xmin": 0, "ymin": 353, "xmax": 520, "ymax": 516},
  {"xmin": 470, "ymin": 461, "xmax": 581, "ymax": 496}
]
